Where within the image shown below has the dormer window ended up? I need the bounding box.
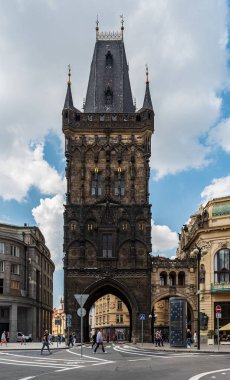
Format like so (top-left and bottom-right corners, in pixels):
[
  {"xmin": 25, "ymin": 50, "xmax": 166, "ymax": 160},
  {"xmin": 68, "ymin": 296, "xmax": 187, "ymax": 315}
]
[
  {"xmin": 105, "ymin": 85, "xmax": 113, "ymax": 106},
  {"xmin": 105, "ymin": 50, "xmax": 113, "ymax": 68}
]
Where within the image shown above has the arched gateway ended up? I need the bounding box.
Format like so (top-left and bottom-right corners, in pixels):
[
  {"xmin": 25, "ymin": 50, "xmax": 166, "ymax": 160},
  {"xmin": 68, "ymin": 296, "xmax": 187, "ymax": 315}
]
[{"xmin": 63, "ymin": 22, "xmax": 154, "ymax": 342}]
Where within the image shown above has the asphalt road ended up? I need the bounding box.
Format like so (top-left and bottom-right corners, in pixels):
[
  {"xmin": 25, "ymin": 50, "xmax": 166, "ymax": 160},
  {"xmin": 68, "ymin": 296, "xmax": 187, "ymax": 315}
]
[{"xmin": 0, "ymin": 344, "xmax": 230, "ymax": 380}]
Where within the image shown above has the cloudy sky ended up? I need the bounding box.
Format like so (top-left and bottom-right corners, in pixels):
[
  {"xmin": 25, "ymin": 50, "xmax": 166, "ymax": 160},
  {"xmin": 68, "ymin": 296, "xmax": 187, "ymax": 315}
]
[{"xmin": 0, "ymin": 0, "xmax": 229, "ymax": 308}]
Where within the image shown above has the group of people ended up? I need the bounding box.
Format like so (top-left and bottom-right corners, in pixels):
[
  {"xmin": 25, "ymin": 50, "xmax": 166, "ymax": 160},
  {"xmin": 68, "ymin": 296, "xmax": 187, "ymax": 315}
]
[
  {"xmin": 92, "ymin": 329, "xmax": 107, "ymax": 353},
  {"xmin": 186, "ymin": 329, "xmax": 197, "ymax": 348},
  {"xmin": 154, "ymin": 330, "xmax": 164, "ymax": 347}
]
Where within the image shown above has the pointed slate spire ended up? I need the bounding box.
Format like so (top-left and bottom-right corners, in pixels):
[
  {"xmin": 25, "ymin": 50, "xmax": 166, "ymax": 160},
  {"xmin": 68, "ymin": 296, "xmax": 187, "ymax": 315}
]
[
  {"xmin": 84, "ymin": 21, "xmax": 135, "ymax": 113},
  {"xmin": 142, "ymin": 65, "xmax": 153, "ymax": 111},
  {"xmin": 64, "ymin": 65, "xmax": 74, "ymax": 109}
]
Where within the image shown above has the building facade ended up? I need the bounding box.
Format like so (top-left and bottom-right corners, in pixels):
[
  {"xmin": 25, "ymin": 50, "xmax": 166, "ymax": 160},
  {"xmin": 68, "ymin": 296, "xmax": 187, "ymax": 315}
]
[
  {"xmin": 63, "ymin": 22, "xmax": 154, "ymax": 342},
  {"xmin": 176, "ymin": 196, "xmax": 230, "ymax": 342},
  {"xmin": 93, "ymin": 294, "xmax": 130, "ymax": 341},
  {"xmin": 0, "ymin": 223, "xmax": 55, "ymax": 341}
]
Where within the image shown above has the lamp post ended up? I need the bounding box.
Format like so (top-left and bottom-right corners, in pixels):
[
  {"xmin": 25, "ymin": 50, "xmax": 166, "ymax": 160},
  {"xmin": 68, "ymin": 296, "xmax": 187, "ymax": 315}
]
[
  {"xmin": 55, "ymin": 313, "xmax": 61, "ymax": 348},
  {"xmin": 191, "ymin": 245, "xmax": 207, "ymax": 350},
  {"xmin": 149, "ymin": 312, "xmax": 157, "ymax": 344},
  {"xmin": 62, "ymin": 313, "xmax": 66, "ymax": 343}
]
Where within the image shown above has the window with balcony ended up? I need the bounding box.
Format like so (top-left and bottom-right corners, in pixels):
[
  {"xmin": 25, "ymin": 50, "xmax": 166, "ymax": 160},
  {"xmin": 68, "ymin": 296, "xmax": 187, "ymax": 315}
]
[
  {"xmin": 11, "ymin": 264, "xmax": 20, "ymax": 275},
  {"xmin": 214, "ymin": 249, "xmax": 230, "ymax": 283}
]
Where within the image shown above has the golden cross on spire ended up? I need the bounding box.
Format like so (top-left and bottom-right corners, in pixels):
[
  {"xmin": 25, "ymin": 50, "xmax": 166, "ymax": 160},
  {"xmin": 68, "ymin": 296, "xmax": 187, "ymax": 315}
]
[
  {"xmin": 120, "ymin": 14, "xmax": 124, "ymax": 39},
  {"xmin": 96, "ymin": 15, "xmax": 99, "ymax": 40},
  {"xmin": 68, "ymin": 64, "xmax": 71, "ymax": 84},
  {"xmin": 145, "ymin": 64, "xmax": 149, "ymax": 83}
]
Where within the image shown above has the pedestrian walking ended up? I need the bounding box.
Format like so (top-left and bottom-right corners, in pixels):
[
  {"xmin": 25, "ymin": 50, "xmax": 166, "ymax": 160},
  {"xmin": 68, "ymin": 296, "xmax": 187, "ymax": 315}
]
[
  {"xmin": 159, "ymin": 330, "xmax": 164, "ymax": 347},
  {"xmin": 1, "ymin": 331, "xmax": 7, "ymax": 347},
  {"xmin": 41, "ymin": 330, "xmax": 51, "ymax": 354},
  {"xmin": 193, "ymin": 330, "xmax": 197, "ymax": 347},
  {"xmin": 68, "ymin": 332, "xmax": 74, "ymax": 347},
  {"xmin": 186, "ymin": 329, "xmax": 192, "ymax": 348},
  {"xmin": 92, "ymin": 332, "xmax": 97, "ymax": 349},
  {"xmin": 20, "ymin": 334, "xmax": 26, "ymax": 345},
  {"xmin": 94, "ymin": 329, "xmax": 106, "ymax": 353},
  {"xmin": 155, "ymin": 330, "xmax": 161, "ymax": 347}
]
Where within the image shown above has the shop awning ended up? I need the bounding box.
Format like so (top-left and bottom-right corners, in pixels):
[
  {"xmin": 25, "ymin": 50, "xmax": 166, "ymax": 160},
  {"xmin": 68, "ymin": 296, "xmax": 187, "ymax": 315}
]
[{"xmin": 219, "ymin": 323, "xmax": 230, "ymax": 331}]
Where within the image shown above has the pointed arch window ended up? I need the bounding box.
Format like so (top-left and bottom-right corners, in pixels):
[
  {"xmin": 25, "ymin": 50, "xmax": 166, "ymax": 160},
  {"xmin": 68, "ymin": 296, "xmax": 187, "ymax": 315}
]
[
  {"xmin": 91, "ymin": 171, "xmax": 102, "ymax": 196},
  {"xmin": 114, "ymin": 171, "xmax": 125, "ymax": 196}
]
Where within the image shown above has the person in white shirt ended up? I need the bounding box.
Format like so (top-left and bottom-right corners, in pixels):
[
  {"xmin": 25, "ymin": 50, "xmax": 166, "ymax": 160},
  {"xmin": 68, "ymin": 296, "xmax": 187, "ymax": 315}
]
[{"xmin": 94, "ymin": 329, "xmax": 107, "ymax": 353}]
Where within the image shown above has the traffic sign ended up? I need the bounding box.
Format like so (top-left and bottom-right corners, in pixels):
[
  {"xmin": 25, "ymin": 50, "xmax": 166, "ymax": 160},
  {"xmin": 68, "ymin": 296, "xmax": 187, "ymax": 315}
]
[
  {"xmin": 216, "ymin": 313, "xmax": 222, "ymax": 319},
  {"xmin": 77, "ymin": 307, "xmax": 86, "ymax": 317},
  {"xmin": 74, "ymin": 294, "xmax": 89, "ymax": 307},
  {"xmin": 215, "ymin": 305, "xmax": 222, "ymax": 313},
  {"xmin": 140, "ymin": 313, "xmax": 146, "ymax": 321},
  {"xmin": 67, "ymin": 320, "xmax": 72, "ymax": 328}
]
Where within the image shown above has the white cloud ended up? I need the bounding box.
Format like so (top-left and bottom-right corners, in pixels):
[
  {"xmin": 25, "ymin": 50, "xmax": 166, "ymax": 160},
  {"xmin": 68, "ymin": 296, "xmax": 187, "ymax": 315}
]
[
  {"xmin": 32, "ymin": 194, "xmax": 64, "ymax": 270},
  {"xmin": 127, "ymin": 0, "xmax": 229, "ymax": 178},
  {"xmin": 201, "ymin": 175, "xmax": 230, "ymax": 203},
  {"xmin": 151, "ymin": 219, "xmax": 178, "ymax": 253},
  {"xmin": 0, "ymin": 0, "xmax": 228, "ymax": 185},
  {"xmin": 208, "ymin": 118, "xmax": 230, "ymax": 153},
  {"xmin": 0, "ymin": 140, "xmax": 65, "ymax": 201}
]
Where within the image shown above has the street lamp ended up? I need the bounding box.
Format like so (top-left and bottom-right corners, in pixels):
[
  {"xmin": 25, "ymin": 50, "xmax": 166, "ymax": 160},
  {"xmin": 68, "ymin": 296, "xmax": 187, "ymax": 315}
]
[
  {"xmin": 149, "ymin": 312, "xmax": 157, "ymax": 344},
  {"xmin": 191, "ymin": 245, "xmax": 207, "ymax": 350},
  {"xmin": 62, "ymin": 313, "xmax": 66, "ymax": 343},
  {"xmin": 54, "ymin": 313, "xmax": 61, "ymax": 347}
]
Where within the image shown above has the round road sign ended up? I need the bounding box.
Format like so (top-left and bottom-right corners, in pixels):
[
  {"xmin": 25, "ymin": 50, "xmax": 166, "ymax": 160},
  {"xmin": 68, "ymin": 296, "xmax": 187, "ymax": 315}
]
[
  {"xmin": 77, "ymin": 307, "xmax": 86, "ymax": 317},
  {"xmin": 215, "ymin": 305, "xmax": 222, "ymax": 313}
]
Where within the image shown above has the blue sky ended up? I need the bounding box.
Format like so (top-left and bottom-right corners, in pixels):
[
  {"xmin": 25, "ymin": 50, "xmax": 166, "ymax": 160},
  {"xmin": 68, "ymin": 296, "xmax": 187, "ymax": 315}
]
[{"xmin": 0, "ymin": 0, "xmax": 230, "ymax": 308}]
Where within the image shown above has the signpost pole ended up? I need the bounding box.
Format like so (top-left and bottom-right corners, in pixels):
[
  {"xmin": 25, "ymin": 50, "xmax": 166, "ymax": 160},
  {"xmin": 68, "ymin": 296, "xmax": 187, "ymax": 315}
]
[
  {"xmin": 81, "ymin": 295, "xmax": 83, "ymax": 359},
  {"xmin": 142, "ymin": 319, "xmax": 143, "ymax": 346},
  {"xmin": 217, "ymin": 315, "xmax": 220, "ymax": 352}
]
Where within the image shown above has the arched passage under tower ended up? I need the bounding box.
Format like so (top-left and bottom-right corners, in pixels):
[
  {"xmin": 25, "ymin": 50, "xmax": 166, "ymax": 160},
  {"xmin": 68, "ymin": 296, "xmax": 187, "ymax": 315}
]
[{"xmin": 72, "ymin": 278, "xmax": 145, "ymax": 343}]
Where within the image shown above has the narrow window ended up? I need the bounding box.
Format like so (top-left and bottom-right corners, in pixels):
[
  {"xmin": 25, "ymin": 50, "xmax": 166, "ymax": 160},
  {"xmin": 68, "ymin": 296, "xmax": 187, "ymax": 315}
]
[
  {"xmin": 102, "ymin": 234, "xmax": 113, "ymax": 258},
  {"xmin": 11, "ymin": 264, "xmax": 20, "ymax": 275},
  {"xmin": 11, "ymin": 246, "xmax": 20, "ymax": 257},
  {"xmin": 0, "ymin": 279, "xmax": 3, "ymax": 294},
  {"xmin": 0, "ymin": 243, "xmax": 5, "ymax": 254},
  {"xmin": 91, "ymin": 172, "xmax": 102, "ymax": 196},
  {"xmin": 0, "ymin": 261, "xmax": 4, "ymax": 272},
  {"xmin": 114, "ymin": 172, "xmax": 125, "ymax": 196}
]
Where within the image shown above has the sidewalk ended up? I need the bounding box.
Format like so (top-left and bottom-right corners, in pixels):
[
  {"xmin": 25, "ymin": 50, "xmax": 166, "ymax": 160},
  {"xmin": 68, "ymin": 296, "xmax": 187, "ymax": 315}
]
[
  {"xmin": 132, "ymin": 342, "xmax": 230, "ymax": 354},
  {"xmin": 0, "ymin": 341, "xmax": 229, "ymax": 354},
  {"xmin": 0, "ymin": 342, "xmax": 68, "ymax": 351}
]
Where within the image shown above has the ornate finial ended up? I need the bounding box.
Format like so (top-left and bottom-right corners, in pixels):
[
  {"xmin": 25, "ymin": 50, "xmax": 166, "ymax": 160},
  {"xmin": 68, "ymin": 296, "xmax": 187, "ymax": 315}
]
[
  {"xmin": 96, "ymin": 15, "xmax": 99, "ymax": 40},
  {"xmin": 145, "ymin": 64, "xmax": 149, "ymax": 83},
  {"xmin": 68, "ymin": 64, "xmax": 71, "ymax": 84},
  {"xmin": 120, "ymin": 14, "xmax": 124, "ymax": 39}
]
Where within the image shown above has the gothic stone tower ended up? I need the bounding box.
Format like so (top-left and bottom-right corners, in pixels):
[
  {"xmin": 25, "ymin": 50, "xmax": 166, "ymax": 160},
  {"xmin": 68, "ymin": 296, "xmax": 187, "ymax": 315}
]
[{"xmin": 63, "ymin": 23, "xmax": 154, "ymax": 342}]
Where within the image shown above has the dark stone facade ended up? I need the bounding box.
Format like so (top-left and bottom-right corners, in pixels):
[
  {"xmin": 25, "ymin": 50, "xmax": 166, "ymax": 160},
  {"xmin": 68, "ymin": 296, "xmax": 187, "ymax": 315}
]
[{"xmin": 63, "ymin": 31, "xmax": 154, "ymax": 342}]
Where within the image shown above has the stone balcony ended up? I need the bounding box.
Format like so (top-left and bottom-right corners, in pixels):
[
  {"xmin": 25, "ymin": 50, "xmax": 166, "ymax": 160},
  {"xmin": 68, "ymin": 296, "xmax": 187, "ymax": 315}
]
[{"xmin": 211, "ymin": 282, "xmax": 230, "ymax": 292}]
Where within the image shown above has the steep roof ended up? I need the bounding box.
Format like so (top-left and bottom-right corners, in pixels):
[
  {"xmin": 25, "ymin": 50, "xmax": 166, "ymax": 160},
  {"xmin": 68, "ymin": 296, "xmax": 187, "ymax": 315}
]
[
  {"xmin": 64, "ymin": 82, "xmax": 74, "ymax": 109},
  {"xmin": 143, "ymin": 80, "xmax": 153, "ymax": 111},
  {"xmin": 84, "ymin": 36, "xmax": 134, "ymax": 113}
]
